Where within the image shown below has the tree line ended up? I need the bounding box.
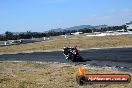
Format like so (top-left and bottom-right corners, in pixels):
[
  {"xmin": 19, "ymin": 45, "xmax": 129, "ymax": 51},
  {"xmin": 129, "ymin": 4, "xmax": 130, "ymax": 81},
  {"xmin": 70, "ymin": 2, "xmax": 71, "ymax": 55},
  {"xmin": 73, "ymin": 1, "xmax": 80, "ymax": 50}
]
[{"xmin": 0, "ymin": 25, "xmax": 126, "ymax": 41}]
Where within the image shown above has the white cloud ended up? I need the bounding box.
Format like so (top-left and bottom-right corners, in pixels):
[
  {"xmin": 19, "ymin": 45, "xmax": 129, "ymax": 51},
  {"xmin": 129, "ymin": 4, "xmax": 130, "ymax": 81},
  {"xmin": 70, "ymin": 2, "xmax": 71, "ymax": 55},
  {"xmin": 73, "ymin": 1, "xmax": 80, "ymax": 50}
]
[{"xmin": 75, "ymin": 8, "xmax": 132, "ymax": 25}]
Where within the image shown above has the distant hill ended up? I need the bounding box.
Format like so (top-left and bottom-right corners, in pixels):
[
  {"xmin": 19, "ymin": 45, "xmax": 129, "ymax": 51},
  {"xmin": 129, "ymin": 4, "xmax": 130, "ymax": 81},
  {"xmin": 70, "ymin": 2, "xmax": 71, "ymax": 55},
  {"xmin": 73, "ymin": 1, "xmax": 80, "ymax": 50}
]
[
  {"xmin": 50, "ymin": 28, "xmax": 64, "ymax": 32},
  {"xmin": 0, "ymin": 25, "xmax": 108, "ymax": 35},
  {"xmin": 64, "ymin": 25, "xmax": 94, "ymax": 30},
  {"xmin": 50, "ymin": 25, "xmax": 95, "ymax": 32}
]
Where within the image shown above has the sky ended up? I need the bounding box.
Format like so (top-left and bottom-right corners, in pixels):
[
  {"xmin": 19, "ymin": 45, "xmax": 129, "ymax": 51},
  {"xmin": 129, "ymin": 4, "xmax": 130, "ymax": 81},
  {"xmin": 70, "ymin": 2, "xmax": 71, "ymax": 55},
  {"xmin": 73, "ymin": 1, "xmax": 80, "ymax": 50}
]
[{"xmin": 0, "ymin": 0, "xmax": 132, "ymax": 33}]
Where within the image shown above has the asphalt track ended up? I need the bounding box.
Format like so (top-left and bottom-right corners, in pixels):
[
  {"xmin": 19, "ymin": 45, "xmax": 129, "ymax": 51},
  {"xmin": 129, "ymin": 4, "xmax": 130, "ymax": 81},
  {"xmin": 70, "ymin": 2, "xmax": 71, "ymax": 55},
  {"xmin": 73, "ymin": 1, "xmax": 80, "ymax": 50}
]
[{"xmin": 0, "ymin": 47, "xmax": 132, "ymax": 71}]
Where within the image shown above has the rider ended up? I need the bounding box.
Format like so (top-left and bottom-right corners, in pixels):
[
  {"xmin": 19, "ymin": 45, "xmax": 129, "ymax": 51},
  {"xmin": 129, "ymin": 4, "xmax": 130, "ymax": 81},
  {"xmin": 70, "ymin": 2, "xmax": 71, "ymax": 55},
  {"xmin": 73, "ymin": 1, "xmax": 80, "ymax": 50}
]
[
  {"xmin": 63, "ymin": 47, "xmax": 72, "ymax": 60},
  {"xmin": 63, "ymin": 46, "xmax": 78, "ymax": 60}
]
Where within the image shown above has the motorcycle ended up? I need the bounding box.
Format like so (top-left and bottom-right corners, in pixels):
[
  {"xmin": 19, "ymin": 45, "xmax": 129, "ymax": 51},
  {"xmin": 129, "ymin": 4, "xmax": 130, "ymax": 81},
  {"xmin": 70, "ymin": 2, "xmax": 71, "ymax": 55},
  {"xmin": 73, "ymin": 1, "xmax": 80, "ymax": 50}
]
[{"xmin": 63, "ymin": 47, "xmax": 83, "ymax": 62}]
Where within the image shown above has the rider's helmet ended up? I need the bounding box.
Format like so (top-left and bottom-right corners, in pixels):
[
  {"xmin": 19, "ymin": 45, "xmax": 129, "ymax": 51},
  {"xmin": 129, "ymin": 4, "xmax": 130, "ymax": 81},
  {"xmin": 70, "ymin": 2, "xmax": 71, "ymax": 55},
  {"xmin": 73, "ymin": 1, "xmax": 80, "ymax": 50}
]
[
  {"xmin": 63, "ymin": 46, "xmax": 68, "ymax": 50},
  {"xmin": 63, "ymin": 47, "xmax": 66, "ymax": 49}
]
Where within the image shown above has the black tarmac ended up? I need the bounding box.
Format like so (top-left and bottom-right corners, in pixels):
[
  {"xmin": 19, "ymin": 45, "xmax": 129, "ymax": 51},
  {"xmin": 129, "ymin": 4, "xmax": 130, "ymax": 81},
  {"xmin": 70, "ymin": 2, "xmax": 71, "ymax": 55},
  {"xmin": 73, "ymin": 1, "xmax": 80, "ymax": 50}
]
[{"xmin": 0, "ymin": 47, "xmax": 132, "ymax": 71}]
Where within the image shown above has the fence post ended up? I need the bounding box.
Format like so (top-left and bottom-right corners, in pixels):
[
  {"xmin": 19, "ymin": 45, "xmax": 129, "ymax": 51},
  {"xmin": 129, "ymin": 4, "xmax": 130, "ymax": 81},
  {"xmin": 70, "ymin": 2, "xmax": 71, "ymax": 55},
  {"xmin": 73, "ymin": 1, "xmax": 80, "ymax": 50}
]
[
  {"xmin": 43, "ymin": 37, "xmax": 45, "ymax": 40},
  {"xmin": 4, "ymin": 41, "xmax": 7, "ymax": 45}
]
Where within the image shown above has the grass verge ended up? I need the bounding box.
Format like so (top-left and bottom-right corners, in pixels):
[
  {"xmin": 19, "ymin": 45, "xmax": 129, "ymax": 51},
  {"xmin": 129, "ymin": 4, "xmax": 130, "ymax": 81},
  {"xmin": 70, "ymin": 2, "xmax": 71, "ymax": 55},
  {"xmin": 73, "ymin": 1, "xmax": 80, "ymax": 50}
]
[
  {"xmin": 0, "ymin": 35, "xmax": 132, "ymax": 53},
  {"xmin": 0, "ymin": 62, "xmax": 131, "ymax": 88}
]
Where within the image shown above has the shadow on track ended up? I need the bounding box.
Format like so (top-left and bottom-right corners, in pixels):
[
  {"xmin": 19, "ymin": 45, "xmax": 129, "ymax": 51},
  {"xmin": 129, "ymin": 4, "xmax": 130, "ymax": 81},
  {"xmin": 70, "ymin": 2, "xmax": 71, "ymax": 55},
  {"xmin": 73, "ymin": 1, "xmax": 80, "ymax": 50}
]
[{"xmin": 72, "ymin": 56, "xmax": 92, "ymax": 62}]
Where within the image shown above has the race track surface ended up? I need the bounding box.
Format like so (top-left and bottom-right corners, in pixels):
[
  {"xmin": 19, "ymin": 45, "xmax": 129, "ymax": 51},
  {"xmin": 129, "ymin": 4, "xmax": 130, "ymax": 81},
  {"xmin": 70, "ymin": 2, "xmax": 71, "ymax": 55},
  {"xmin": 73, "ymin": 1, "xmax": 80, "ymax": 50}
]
[{"xmin": 0, "ymin": 47, "xmax": 132, "ymax": 71}]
